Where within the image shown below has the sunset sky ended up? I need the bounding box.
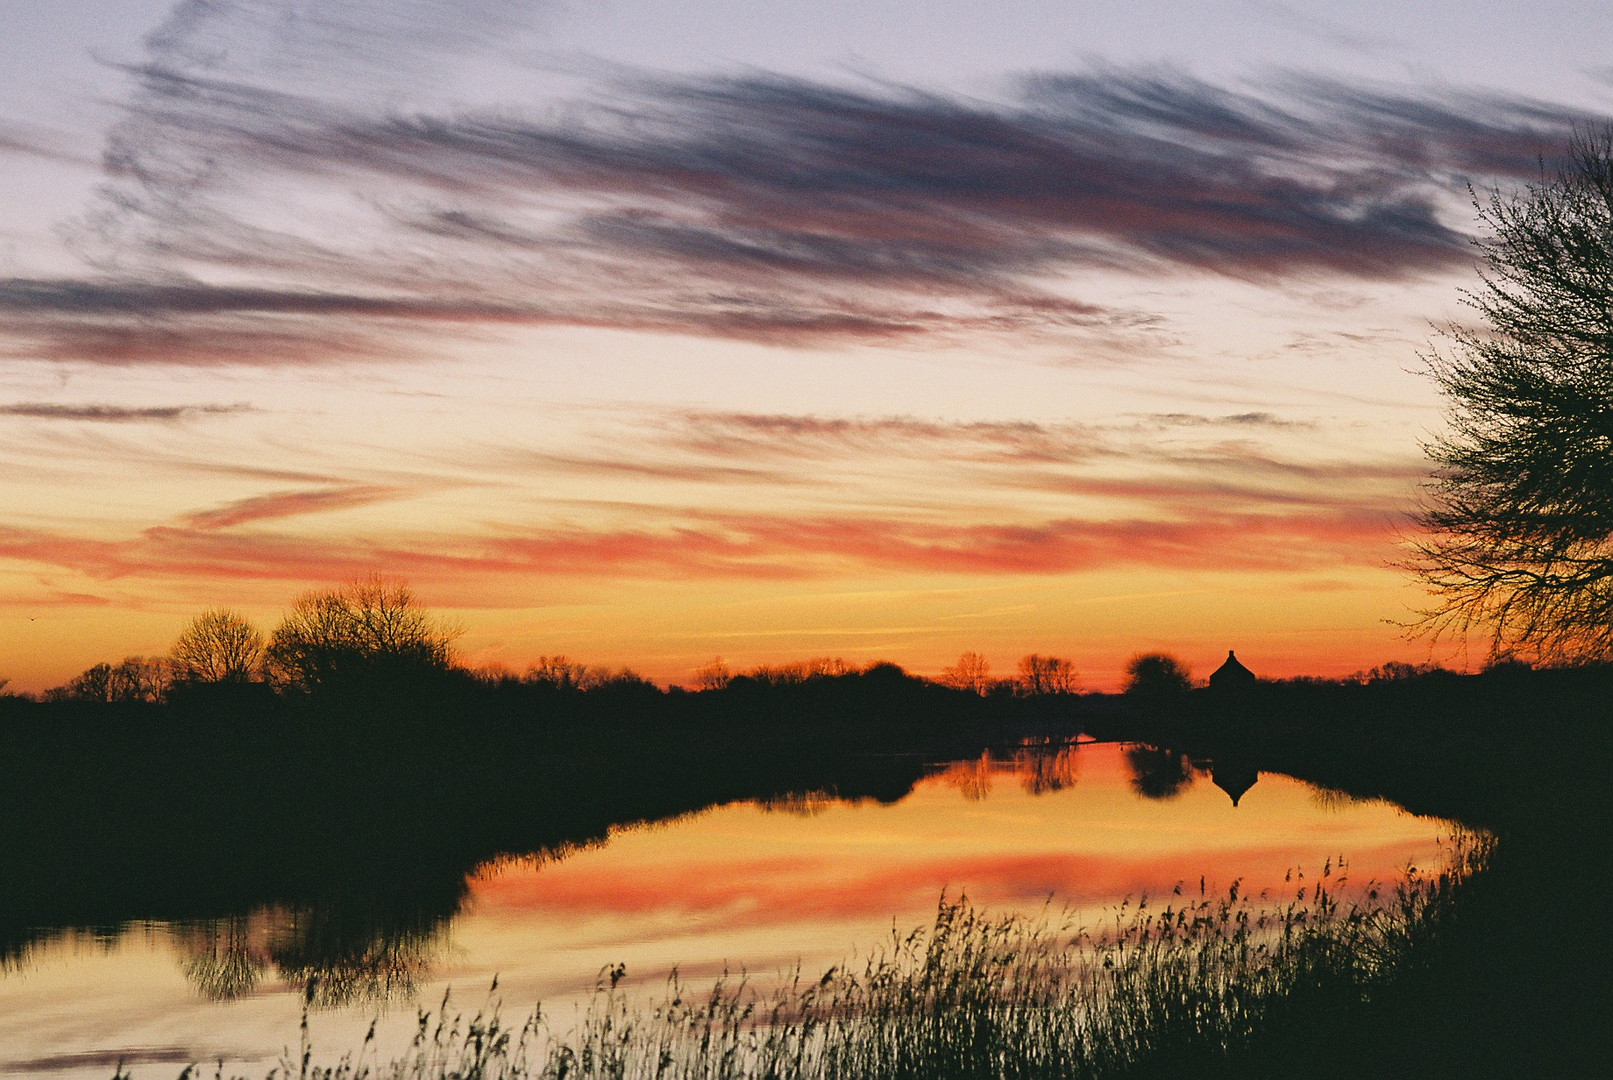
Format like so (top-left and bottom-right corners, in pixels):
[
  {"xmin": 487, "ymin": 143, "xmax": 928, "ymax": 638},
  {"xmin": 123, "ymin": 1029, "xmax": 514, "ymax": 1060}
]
[{"xmin": 4, "ymin": 0, "xmax": 1612, "ymax": 693}]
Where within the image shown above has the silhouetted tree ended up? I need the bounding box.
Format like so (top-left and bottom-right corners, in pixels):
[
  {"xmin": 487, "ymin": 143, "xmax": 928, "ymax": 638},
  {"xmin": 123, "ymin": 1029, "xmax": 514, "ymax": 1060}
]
[
  {"xmin": 1411, "ymin": 129, "xmax": 1613, "ymax": 661},
  {"xmin": 266, "ymin": 577, "xmax": 457, "ymax": 691},
  {"xmin": 524, "ymin": 655, "xmax": 592, "ymax": 690},
  {"xmin": 46, "ymin": 657, "xmax": 168, "ymax": 703},
  {"xmin": 1016, "ymin": 654, "xmax": 1078, "ymax": 695},
  {"xmin": 1359, "ymin": 659, "xmax": 1451, "ymax": 683},
  {"xmin": 171, "ymin": 608, "xmax": 265, "ymax": 684},
  {"xmin": 1123, "ymin": 653, "xmax": 1193, "ymax": 698},
  {"xmin": 744, "ymin": 657, "xmax": 854, "ymax": 686},
  {"xmin": 44, "ymin": 663, "xmax": 111, "ymax": 703},
  {"xmin": 522, "ymin": 655, "xmax": 649, "ymax": 691},
  {"xmin": 940, "ymin": 651, "xmax": 993, "ymax": 695},
  {"xmin": 693, "ymin": 657, "xmax": 732, "ymax": 690}
]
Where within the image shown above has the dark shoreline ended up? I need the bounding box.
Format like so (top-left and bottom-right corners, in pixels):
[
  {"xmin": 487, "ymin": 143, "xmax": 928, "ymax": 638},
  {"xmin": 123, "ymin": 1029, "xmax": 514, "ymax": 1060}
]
[{"xmin": 4, "ymin": 663, "xmax": 1611, "ymax": 1075}]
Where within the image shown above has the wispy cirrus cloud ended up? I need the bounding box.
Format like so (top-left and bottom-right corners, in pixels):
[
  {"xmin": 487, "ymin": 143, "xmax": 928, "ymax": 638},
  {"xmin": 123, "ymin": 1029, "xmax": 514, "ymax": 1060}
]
[
  {"xmin": 0, "ymin": 401, "xmax": 250, "ymax": 422},
  {"xmin": 3, "ymin": 0, "xmax": 1598, "ymax": 366},
  {"xmin": 180, "ymin": 485, "xmax": 411, "ymax": 530},
  {"xmin": 1133, "ymin": 411, "xmax": 1310, "ymax": 430},
  {"xmin": 0, "ymin": 500, "xmax": 1396, "ymax": 592},
  {"xmin": 440, "ymin": 406, "xmax": 1416, "ymax": 523},
  {"xmin": 667, "ymin": 412, "xmax": 1109, "ymax": 465},
  {"xmin": 0, "ymin": 121, "xmax": 88, "ymax": 166}
]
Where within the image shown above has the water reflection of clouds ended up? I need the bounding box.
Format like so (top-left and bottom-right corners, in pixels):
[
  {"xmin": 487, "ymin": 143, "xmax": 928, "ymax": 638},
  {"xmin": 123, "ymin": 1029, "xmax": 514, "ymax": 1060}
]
[
  {"xmin": 466, "ymin": 742, "xmax": 1448, "ymax": 931},
  {"xmin": 0, "ymin": 741, "xmax": 1453, "ymax": 1077}
]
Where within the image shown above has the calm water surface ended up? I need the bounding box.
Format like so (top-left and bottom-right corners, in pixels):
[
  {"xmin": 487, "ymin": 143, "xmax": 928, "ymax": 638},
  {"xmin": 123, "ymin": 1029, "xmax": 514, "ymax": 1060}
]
[{"xmin": 0, "ymin": 742, "xmax": 1449, "ymax": 1078}]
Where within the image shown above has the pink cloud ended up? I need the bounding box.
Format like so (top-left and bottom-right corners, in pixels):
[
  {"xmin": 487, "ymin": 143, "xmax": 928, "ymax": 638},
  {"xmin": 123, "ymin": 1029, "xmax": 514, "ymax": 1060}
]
[{"xmin": 181, "ymin": 485, "xmax": 409, "ymax": 530}]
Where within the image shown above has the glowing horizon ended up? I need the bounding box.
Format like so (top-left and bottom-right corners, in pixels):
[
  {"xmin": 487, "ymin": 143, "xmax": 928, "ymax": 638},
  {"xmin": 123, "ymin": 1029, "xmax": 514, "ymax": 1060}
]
[{"xmin": 4, "ymin": 1, "xmax": 1611, "ymax": 694}]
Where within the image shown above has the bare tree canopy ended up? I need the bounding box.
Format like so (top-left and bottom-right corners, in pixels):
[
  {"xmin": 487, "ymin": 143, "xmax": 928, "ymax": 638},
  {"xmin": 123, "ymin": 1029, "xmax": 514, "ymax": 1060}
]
[
  {"xmin": 940, "ymin": 651, "xmax": 993, "ymax": 695},
  {"xmin": 1411, "ymin": 129, "xmax": 1613, "ymax": 662},
  {"xmin": 1016, "ymin": 654, "xmax": 1079, "ymax": 695},
  {"xmin": 46, "ymin": 657, "xmax": 168, "ymax": 703},
  {"xmin": 171, "ymin": 609, "xmax": 265, "ymax": 684},
  {"xmin": 267, "ymin": 577, "xmax": 458, "ymax": 690}
]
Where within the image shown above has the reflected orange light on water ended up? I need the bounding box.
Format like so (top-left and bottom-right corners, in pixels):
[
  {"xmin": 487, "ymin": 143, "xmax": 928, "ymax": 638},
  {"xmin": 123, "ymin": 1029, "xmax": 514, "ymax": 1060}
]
[
  {"xmin": 0, "ymin": 743, "xmax": 1452, "ymax": 1078},
  {"xmin": 454, "ymin": 744, "xmax": 1446, "ymax": 1004}
]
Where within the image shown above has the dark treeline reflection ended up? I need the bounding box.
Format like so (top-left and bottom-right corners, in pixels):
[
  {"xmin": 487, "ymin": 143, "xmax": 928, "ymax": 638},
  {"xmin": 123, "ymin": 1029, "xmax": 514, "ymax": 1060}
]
[{"xmin": 0, "ymin": 669, "xmax": 1097, "ymax": 1001}]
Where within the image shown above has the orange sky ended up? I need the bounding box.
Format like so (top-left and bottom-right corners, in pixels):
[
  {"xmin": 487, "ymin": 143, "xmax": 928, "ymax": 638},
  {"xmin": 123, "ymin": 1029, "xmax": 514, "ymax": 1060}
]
[
  {"xmin": 0, "ymin": 320, "xmax": 1463, "ymax": 692},
  {"xmin": 4, "ymin": 1, "xmax": 1610, "ymax": 693}
]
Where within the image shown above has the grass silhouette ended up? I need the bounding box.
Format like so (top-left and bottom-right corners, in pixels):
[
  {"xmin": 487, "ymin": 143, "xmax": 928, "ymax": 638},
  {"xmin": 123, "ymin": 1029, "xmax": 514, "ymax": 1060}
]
[{"xmin": 170, "ymin": 840, "xmax": 1483, "ymax": 1080}]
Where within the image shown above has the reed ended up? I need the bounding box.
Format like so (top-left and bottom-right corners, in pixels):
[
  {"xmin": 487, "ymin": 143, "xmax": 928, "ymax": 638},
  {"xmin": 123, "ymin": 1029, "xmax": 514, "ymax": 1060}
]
[{"xmin": 143, "ymin": 836, "xmax": 1489, "ymax": 1080}]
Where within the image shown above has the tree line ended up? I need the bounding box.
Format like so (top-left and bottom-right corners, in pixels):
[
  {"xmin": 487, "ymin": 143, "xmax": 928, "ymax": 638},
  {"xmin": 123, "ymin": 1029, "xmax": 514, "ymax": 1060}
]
[
  {"xmin": 16, "ymin": 572, "xmax": 1564, "ymax": 709},
  {"xmin": 32, "ymin": 577, "xmax": 459, "ymax": 703},
  {"xmin": 14, "ymin": 575, "xmax": 1206, "ymax": 705}
]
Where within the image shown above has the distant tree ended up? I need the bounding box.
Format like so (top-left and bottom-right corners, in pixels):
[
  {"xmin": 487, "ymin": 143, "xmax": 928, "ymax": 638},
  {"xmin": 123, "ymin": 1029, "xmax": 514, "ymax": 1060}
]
[
  {"xmin": 1016, "ymin": 654, "xmax": 1079, "ymax": 695},
  {"xmin": 1410, "ymin": 129, "xmax": 1613, "ymax": 662},
  {"xmin": 1357, "ymin": 659, "xmax": 1451, "ymax": 683},
  {"xmin": 940, "ymin": 651, "xmax": 993, "ymax": 695},
  {"xmin": 744, "ymin": 663, "xmax": 806, "ymax": 687},
  {"xmin": 742, "ymin": 657, "xmax": 853, "ymax": 686},
  {"xmin": 112, "ymin": 656, "xmax": 169, "ymax": 702},
  {"xmin": 47, "ymin": 657, "xmax": 167, "ymax": 703},
  {"xmin": 693, "ymin": 657, "xmax": 732, "ymax": 690},
  {"xmin": 1123, "ymin": 653, "xmax": 1193, "ymax": 698},
  {"xmin": 46, "ymin": 663, "xmax": 111, "ymax": 702},
  {"xmin": 523, "ymin": 655, "xmax": 650, "ymax": 691},
  {"xmin": 524, "ymin": 655, "xmax": 591, "ymax": 690},
  {"xmin": 171, "ymin": 609, "xmax": 265, "ymax": 684},
  {"xmin": 266, "ymin": 577, "xmax": 457, "ymax": 691}
]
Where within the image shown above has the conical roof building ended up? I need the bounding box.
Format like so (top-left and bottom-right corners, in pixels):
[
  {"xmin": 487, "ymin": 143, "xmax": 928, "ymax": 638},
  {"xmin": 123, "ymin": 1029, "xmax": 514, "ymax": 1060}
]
[{"xmin": 1208, "ymin": 650, "xmax": 1256, "ymax": 691}]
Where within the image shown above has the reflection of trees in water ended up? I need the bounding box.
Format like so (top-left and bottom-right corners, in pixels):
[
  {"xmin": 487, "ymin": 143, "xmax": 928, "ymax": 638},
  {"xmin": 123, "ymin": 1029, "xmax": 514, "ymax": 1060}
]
[
  {"xmin": 171, "ymin": 903, "xmax": 449, "ymax": 1007},
  {"xmin": 1124, "ymin": 745, "xmax": 1199, "ymax": 800},
  {"xmin": 941, "ymin": 752, "xmax": 995, "ymax": 801},
  {"xmin": 0, "ymin": 926, "xmax": 122, "ymax": 978},
  {"xmin": 1013, "ymin": 741, "xmax": 1080, "ymax": 795},
  {"xmin": 1308, "ymin": 784, "xmax": 1372, "ymax": 812},
  {"xmin": 937, "ymin": 741, "xmax": 1082, "ymax": 801},
  {"xmin": 759, "ymin": 790, "xmax": 837, "ymax": 816},
  {"xmin": 174, "ymin": 915, "xmax": 269, "ymax": 1000}
]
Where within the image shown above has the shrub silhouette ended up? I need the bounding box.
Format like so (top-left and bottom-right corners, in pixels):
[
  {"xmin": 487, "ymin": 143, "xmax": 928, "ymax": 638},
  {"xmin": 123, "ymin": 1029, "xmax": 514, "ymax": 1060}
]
[{"xmin": 1123, "ymin": 652, "xmax": 1193, "ymax": 698}]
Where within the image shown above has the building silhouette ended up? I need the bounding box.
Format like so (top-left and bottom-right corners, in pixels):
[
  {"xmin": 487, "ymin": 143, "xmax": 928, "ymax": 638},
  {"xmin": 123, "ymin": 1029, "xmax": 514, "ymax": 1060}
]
[{"xmin": 1208, "ymin": 650, "xmax": 1256, "ymax": 691}]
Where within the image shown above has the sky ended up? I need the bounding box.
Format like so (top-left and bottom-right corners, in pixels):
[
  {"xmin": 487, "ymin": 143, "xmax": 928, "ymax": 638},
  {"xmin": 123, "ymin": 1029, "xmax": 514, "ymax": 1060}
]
[{"xmin": 3, "ymin": 0, "xmax": 1612, "ymax": 693}]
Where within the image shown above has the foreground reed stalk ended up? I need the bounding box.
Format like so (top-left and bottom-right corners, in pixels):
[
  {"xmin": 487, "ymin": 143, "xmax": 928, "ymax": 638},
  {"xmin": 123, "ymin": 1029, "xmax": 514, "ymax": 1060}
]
[{"xmin": 143, "ymin": 837, "xmax": 1487, "ymax": 1080}]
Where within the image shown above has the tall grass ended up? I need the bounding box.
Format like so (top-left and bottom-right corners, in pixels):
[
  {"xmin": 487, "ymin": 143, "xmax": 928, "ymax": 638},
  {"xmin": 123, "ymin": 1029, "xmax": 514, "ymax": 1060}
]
[{"xmin": 152, "ymin": 836, "xmax": 1488, "ymax": 1080}]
